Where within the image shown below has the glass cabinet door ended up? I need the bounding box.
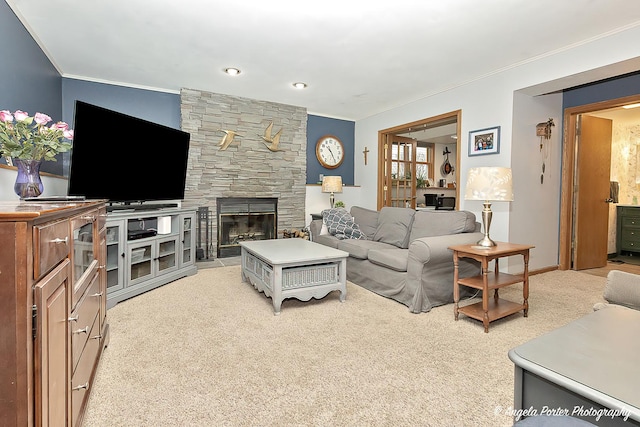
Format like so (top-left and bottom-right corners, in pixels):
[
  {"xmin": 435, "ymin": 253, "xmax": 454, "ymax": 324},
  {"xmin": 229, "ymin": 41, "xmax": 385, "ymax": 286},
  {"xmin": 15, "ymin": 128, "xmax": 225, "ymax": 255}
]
[
  {"xmin": 71, "ymin": 213, "xmax": 98, "ymax": 306},
  {"xmin": 181, "ymin": 214, "xmax": 193, "ymax": 265},
  {"xmin": 127, "ymin": 241, "xmax": 153, "ymax": 286},
  {"xmin": 73, "ymin": 221, "xmax": 95, "ymax": 282},
  {"xmin": 157, "ymin": 236, "xmax": 178, "ymax": 274},
  {"xmin": 106, "ymin": 222, "xmax": 124, "ymax": 292}
]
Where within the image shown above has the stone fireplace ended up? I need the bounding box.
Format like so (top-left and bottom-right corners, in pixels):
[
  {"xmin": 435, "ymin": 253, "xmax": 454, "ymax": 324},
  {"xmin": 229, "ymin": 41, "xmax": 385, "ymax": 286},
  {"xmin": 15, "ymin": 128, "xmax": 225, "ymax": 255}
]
[{"xmin": 180, "ymin": 89, "xmax": 307, "ymax": 258}]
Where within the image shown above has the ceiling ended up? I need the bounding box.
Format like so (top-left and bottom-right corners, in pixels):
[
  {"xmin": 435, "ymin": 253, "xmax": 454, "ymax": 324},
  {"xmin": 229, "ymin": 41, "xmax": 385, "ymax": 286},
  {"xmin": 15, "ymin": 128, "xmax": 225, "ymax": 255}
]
[{"xmin": 7, "ymin": 0, "xmax": 640, "ymax": 121}]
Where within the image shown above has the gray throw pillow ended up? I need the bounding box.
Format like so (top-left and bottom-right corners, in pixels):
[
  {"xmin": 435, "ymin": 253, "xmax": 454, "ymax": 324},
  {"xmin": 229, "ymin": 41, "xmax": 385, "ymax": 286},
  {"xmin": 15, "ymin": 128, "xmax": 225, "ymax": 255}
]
[
  {"xmin": 409, "ymin": 210, "xmax": 477, "ymax": 241},
  {"xmin": 322, "ymin": 208, "xmax": 367, "ymax": 240},
  {"xmin": 373, "ymin": 207, "xmax": 415, "ymax": 248},
  {"xmin": 350, "ymin": 206, "xmax": 379, "ymax": 240}
]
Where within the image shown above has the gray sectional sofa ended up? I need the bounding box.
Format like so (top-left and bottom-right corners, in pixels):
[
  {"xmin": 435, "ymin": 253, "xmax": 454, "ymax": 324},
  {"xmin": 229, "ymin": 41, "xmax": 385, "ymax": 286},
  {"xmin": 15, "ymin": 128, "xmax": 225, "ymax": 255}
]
[{"xmin": 309, "ymin": 206, "xmax": 484, "ymax": 313}]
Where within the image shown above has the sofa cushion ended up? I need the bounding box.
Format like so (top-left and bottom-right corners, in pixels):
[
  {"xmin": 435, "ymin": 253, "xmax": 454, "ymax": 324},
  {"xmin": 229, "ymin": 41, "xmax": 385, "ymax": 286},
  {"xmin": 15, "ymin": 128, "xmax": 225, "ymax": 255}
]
[
  {"xmin": 373, "ymin": 207, "xmax": 415, "ymax": 249},
  {"xmin": 409, "ymin": 210, "xmax": 477, "ymax": 241},
  {"xmin": 337, "ymin": 239, "xmax": 396, "ymax": 260},
  {"xmin": 350, "ymin": 206, "xmax": 379, "ymax": 240},
  {"xmin": 322, "ymin": 208, "xmax": 367, "ymax": 240},
  {"xmin": 368, "ymin": 248, "xmax": 409, "ymax": 272}
]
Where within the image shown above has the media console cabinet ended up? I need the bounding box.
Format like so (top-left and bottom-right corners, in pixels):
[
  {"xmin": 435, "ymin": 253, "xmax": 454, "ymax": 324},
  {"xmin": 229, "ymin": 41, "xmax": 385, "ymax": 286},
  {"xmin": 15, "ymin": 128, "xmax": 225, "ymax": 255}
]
[
  {"xmin": 0, "ymin": 200, "xmax": 109, "ymax": 427},
  {"xmin": 105, "ymin": 206, "xmax": 197, "ymax": 307}
]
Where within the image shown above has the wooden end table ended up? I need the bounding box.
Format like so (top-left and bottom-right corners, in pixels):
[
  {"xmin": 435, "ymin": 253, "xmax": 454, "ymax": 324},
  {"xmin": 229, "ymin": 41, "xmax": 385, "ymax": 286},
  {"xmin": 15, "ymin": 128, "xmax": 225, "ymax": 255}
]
[{"xmin": 449, "ymin": 242, "xmax": 534, "ymax": 333}]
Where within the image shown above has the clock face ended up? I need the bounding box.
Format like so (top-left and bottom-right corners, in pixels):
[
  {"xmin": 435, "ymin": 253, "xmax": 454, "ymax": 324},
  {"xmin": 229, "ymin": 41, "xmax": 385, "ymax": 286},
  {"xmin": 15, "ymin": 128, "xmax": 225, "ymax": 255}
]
[{"xmin": 316, "ymin": 135, "xmax": 344, "ymax": 169}]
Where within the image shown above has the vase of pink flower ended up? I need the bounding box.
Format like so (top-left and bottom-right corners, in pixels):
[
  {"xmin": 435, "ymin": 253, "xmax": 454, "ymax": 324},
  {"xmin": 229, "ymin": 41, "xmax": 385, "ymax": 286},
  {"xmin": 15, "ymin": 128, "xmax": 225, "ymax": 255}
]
[{"xmin": 0, "ymin": 110, "xmax": 73, "ymax": 198}]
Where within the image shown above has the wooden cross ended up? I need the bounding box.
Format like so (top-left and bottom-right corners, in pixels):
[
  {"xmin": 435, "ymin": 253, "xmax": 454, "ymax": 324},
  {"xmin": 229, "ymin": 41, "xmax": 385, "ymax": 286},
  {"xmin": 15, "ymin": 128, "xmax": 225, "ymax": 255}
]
[{"xmin": 363, "ymin": 146, "xmax": 370, "ymax": 165}]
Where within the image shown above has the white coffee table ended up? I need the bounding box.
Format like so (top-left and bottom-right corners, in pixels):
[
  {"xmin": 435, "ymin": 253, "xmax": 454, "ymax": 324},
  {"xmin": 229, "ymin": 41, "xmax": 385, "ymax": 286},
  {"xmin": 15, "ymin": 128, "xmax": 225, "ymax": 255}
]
[{"xmin": 240, "ymin": 239, "xmax": 348, "ymax": 314}]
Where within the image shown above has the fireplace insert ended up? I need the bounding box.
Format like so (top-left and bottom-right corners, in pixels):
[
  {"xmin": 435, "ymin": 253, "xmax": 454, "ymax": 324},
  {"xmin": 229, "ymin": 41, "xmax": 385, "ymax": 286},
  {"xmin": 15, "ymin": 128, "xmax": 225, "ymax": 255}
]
[{"xmin": 217, "ymin": 197, "xmax": 277, "ymax": 258}]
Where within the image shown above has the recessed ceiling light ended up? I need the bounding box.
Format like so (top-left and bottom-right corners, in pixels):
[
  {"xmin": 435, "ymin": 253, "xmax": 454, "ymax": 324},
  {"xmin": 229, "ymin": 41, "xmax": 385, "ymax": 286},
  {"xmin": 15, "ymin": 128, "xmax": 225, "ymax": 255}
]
[
  {"xmin": 293, "ymin": 82, "xmax": 307, "ymax": 89},
  {"xmin": 622, "ymin": 102, "xmax": 640, "ymax": 109},
  {"xmin": 224, "ymin": 67, "xmax": 241, "ymax": 76}
]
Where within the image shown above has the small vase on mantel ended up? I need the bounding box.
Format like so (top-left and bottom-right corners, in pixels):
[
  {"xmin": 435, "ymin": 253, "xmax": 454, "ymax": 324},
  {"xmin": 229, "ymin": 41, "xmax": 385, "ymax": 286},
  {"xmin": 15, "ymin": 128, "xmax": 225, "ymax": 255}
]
[{"xmin": 14, "ymin": 158, "xmax": 44, "ymax": 198}]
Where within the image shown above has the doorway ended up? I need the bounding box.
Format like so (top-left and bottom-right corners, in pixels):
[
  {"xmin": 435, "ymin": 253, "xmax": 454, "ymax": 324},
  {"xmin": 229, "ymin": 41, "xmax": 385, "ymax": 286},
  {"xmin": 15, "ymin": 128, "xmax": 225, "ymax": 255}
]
[
  {"xmin": 560, "ymin": 94, "xmax": 640, "ymax": 270},
  {"xmin": 377, "ymin": 110, "xmax": 461, "ymax": 210}
]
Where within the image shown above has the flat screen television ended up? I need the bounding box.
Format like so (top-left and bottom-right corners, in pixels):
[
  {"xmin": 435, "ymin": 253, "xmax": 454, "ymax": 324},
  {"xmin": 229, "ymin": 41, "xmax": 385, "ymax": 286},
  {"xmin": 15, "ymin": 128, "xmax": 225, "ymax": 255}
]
[{"xmin": 68, "ymin": 101, "xmax": 191, "ymax": 209}]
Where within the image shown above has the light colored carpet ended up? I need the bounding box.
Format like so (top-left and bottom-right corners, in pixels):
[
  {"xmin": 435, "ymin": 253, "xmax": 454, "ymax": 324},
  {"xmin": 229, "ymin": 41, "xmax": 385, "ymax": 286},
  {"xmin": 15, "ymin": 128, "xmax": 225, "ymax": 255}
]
[{"xmin": 82, "ymin": 267, "xmax": 607, "ymax": 427}]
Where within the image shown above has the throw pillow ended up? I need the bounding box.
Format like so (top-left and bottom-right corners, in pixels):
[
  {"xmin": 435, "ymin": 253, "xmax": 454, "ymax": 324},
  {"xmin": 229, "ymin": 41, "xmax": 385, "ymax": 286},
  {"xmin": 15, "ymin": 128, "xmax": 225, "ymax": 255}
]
[
  {"xmin": 322, "ymin": 208, "xmax": 367, "ymax": 240},
  {"xmin": 350, "ymin": 206, "xmax": 379, "ymax": 240},
  {"xmin": 373, "ymin": 207, "xmax": 416, "ymax": 248}
]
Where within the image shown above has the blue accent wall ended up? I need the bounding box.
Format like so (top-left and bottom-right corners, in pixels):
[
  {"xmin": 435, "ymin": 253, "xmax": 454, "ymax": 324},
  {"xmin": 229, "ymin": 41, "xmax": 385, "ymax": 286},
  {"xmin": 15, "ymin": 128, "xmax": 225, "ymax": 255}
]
[
  {"xmin": 1, "ymin": 1, "xmax": 63, "ymax": 175},
  {"xmin": 563, "ymin": 71, "xmax": 640, "ymax": 108},
  {"xmin": 306, "ymin": 115, "xmax": 355, "ymax": 185},
  {"xmin": 61, "ymin": 79, "xmax": 181, "ymax": 129}
]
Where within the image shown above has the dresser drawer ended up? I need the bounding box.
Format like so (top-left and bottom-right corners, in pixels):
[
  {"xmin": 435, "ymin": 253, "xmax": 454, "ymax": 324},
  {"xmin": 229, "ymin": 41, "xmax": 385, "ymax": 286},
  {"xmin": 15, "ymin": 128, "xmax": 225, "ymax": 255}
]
[
  {"xmin": 621, "ymin": 234, "xmax": 640, "ymax": 251},
  {"xmin": 621, "ymin": 216, "xmax": 640, "ymax": 229},
  {"xmin": 71, "ymin": 273, "xmax": 101, "ymax": 373},
  {"xmin": 71, "ymin": 313, "xmax": 101, "ymax": 427},
  {"xmin": 33, "ymin": 219, "xmax": 70, "ymax": 280}
]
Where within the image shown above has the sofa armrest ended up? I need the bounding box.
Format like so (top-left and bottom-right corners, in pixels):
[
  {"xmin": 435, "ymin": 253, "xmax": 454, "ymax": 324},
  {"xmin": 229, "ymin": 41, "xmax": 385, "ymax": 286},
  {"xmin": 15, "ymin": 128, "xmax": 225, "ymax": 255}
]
[
  {"xmin": 603, "ymin": 270, "xmax": 640, "ymax": 311},
  {"xmin": 408, "ymin": 232, "xmax": 484, "ymax": 265}
]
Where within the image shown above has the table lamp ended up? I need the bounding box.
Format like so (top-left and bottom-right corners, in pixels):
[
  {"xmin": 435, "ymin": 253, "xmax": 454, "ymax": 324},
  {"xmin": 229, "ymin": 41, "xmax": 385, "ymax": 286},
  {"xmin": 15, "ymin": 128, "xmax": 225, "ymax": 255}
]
[
  {"xmin": 464, "ymin": 167, "xmax": 513, "ymax": 247},
  {"xmin": 322, "ymin": 176, "xmax": 343, "ymax": 208}
]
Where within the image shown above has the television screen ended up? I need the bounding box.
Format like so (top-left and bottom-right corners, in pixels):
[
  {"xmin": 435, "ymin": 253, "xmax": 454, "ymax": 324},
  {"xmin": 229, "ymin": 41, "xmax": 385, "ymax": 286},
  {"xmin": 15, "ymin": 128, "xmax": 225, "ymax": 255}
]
[{"xmin": 68, "ymin": 101, "xmax": 191, "ymax": 206}]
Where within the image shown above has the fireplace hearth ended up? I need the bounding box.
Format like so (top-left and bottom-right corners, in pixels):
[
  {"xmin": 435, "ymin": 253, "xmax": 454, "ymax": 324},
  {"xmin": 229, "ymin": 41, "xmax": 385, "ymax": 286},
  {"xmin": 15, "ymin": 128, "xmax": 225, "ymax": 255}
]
[{"xmin": 217, "ymin": 197, "xmax": 278, "ymax": 258}]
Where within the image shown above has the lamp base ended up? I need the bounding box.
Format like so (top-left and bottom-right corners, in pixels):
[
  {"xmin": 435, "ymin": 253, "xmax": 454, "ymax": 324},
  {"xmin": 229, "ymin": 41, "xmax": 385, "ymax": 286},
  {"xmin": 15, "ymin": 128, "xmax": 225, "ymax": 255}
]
[
  {"xmin": 476, "ymin": 235, "xmax": 497, "ymax": 247},
  {"xmin": 477, "ymin": 200, "xmax": 497, "ymax": 247}
]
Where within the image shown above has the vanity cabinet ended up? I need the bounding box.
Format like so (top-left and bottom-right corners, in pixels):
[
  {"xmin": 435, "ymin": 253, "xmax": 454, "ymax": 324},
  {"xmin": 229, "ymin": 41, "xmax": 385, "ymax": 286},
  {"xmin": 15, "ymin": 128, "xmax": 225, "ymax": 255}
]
[{"xmin": 0, "ymin": 200, "xmax": 108, "ymax": 427}]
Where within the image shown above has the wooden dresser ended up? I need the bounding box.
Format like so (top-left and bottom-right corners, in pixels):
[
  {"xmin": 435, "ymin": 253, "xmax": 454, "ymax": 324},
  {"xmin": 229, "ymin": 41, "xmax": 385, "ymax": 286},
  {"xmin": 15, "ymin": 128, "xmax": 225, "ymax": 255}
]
[{"xmin": 0, "ymin": 200, "xmax": 109, "ymax": 427}]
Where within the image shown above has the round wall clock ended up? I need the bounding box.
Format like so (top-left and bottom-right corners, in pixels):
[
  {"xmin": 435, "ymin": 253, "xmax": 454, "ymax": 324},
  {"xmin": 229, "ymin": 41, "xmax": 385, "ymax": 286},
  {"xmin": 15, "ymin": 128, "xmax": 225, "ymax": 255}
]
[{"xmin": 316, "ymin": 135, "xmax": 344, "ymax": 169}]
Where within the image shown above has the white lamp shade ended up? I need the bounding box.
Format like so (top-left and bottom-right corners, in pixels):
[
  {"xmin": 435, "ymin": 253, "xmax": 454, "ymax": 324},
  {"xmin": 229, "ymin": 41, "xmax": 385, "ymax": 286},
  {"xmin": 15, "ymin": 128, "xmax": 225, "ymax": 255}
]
[
  {"xmin": 465, "ymin": 167, "xmax": 513, "ymax": 201},
  {"xmin": 322, "ymin": 176, "xmax": 343, "ymax": 193}
]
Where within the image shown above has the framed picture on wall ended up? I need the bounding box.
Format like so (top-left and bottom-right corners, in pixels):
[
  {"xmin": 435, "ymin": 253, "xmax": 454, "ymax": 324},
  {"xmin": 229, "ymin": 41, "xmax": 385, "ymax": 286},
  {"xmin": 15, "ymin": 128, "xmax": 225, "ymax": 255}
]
[{"xmin": 468, "ymin": 126, "xmax": 500, "ymax": 156}]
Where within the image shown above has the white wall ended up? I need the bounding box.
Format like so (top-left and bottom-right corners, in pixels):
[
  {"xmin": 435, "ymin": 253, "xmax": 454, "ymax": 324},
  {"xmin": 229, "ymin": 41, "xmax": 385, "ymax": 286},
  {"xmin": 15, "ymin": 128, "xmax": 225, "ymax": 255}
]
[
  {"xmin": 353, "ymin": 24, "xmax": 640, "ymax": 272},
  {"xmin": 510, "ymin": 92, "xmax": 563, "ymax": 272},
  {"xmin": 0, "ymin": 167, "xmax": 68, "ymax": 200},
  {"xmin": 305, "ymin": 185, "xmax": 366, "ymax": 227}
]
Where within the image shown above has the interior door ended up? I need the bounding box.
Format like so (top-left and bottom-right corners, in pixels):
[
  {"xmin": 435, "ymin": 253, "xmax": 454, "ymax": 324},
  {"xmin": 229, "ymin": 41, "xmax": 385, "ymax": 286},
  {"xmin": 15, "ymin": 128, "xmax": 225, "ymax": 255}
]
[
  {"xmin": 381, "ymin": 135, "xmax": 417, "ymax": 208},
  {"xmin": 573, "ymin": 114, "xmax": 613, "ymax": 270}
]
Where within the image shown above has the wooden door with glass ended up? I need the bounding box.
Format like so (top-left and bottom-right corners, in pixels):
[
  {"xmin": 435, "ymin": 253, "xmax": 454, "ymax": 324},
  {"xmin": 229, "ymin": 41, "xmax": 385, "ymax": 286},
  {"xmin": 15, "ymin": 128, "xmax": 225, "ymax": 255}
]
[
  {"xmin": 377, "ymin": 110, "xmax": 461, "ymax": 210},
  {"xmin": 382, "ymin": 135, "xmax": 416, "ymax": 208}
]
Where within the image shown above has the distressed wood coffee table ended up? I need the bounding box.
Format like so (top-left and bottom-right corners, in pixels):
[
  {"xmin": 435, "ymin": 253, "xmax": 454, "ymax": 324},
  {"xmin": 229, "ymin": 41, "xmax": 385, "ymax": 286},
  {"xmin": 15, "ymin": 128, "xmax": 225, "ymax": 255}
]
[{"xmin": 240, "ymin": 239, "xmax": 348, "ymax": 314}]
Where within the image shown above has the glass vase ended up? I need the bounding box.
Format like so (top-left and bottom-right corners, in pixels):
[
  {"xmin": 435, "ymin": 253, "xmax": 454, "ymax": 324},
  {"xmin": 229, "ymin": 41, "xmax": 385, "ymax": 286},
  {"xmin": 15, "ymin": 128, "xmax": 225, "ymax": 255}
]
[{"xmin": 14, "ymin": 159, "xmax": 44, "ymax": 198}]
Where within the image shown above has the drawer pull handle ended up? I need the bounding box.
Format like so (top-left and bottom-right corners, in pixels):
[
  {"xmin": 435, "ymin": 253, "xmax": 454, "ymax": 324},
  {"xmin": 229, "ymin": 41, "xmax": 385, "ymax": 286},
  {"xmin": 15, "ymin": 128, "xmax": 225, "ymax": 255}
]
[
  {"xmin": 73, "ymin": 382, "xmax": 89, "ymax": 391},
  {"xmin": 51, "ymin": 237, "xmax": 68, "ymax": 244},
  {"xmin": 68, "ymin": 315, "xmax": 78, "ymax": 322},
  {"xmin": 73, "ymin": 326, "xmax": 89, "ymax": 334},
  {"xmin": 91, "ymin": 292, "xmax": 104, "ymax": 297},
  {"xmin": 91, "ymin": 334, "xmax": 102, "ymax": 340}
]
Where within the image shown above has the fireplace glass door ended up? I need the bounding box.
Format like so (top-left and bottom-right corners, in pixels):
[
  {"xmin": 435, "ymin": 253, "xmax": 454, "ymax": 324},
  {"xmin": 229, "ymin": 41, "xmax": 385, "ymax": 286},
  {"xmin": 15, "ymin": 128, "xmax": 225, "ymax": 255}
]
[{"xmin": 217, "ymin": 197, "xmax": 277, "ymax": 258}]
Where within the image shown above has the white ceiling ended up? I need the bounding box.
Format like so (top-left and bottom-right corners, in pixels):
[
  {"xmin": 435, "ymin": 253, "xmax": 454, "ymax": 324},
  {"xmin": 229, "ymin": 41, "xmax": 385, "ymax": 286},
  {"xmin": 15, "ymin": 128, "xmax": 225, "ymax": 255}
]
[{"xmin": 7, "ymin": 0, "xmax": 640, "ymax": 121}]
